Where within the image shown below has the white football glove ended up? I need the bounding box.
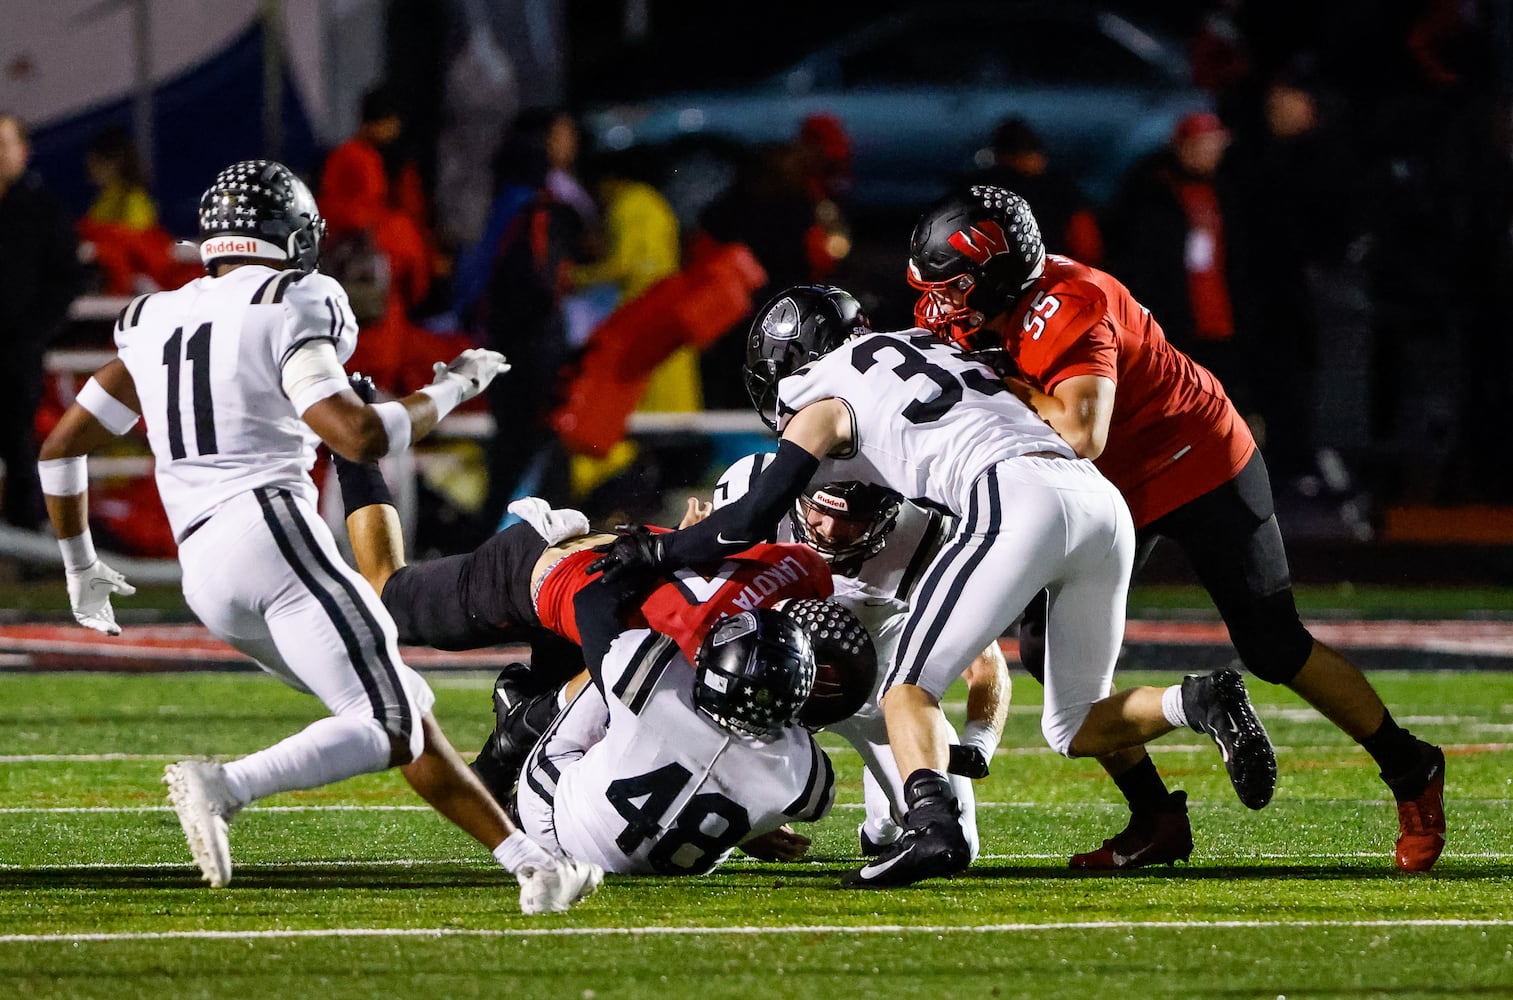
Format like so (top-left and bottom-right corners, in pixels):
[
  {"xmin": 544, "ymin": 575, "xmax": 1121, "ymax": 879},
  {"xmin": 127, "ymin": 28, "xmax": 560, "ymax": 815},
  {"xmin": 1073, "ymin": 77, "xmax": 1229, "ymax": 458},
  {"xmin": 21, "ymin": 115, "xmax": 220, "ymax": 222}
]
[
  {"xmin": 432, "ymin": 349, "xmax": 511, "ymax": 403},
  {"xmin": 66, "ymin": 559, "xmax": 136, "ymax": 636}
]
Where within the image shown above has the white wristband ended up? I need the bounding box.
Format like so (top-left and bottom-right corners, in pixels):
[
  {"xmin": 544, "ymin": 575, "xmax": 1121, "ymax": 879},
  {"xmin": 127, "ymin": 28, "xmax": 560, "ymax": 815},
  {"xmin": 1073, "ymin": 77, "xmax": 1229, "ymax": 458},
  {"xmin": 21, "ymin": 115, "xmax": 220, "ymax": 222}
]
[
  {"xmin": 418, "ymin": 379, "xmax": 465, "ymax": 422},
  {"xmin": 371, "ymin": 400, "xmax": 412, "ymax": 457},
  {"xmin": 76, "ymin": 377, "xmax": 140, "ymax": 435},
  {"xmin": 58, "ymin": 531, "xmax": 98, "ymax": 572},
  {"xmin": 38, "ymin": 456, "xmax": 88, "ymax": 496}
]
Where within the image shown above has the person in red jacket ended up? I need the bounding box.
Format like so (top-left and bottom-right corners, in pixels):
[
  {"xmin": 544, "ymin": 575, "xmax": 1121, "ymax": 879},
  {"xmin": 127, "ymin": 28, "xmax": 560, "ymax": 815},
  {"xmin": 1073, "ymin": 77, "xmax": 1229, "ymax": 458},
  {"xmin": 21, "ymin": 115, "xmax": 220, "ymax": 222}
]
[{"xmin": 905, "ymin": 183, "xmax": 1446, "ymax": 874}]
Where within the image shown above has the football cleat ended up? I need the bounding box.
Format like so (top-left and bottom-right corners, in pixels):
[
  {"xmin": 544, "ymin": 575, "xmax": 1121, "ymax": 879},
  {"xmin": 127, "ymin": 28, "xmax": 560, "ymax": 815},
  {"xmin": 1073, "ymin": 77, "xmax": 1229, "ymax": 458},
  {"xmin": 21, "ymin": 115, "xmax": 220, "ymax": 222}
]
[
  {"xmin": 517, "ymin": 857, "xmax": 604, "ymax": 915},
  {"xmin": 842, "ymin": 821, "xmax": 970, "ymax": 889},
  {"xmin": 1181, "ymin": 669, "xmax": 1277, "ymax": 810},
  {"xmin": 843, "ymin": 771, "xmax": 970, "ymax": 888},
  {"xmin": 858, "ymin": 819, "xmax": 903, "ymax": 858},
  {"xmin": 469, "ymin": 664, "xmax": 556, "ymax": 810},
  {"xmin": 1385, "ymin": 741, "xmax": 1446, "ymax": 873},
  {"xmin": 1069, "ymin": 791, "xmax": 1194, "ymax": 870},
  {"xmin": 163, "ymin": 759, "xmax": 241, "ymax": 888}
]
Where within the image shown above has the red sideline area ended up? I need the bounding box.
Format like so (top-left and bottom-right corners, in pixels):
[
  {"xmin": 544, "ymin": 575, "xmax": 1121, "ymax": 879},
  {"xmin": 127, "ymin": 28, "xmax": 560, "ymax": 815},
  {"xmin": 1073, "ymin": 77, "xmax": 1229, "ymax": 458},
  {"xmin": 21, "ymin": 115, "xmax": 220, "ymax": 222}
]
[{"xmin": 0, "ymin": 620, "xmax": 1510, "ymax": 673}]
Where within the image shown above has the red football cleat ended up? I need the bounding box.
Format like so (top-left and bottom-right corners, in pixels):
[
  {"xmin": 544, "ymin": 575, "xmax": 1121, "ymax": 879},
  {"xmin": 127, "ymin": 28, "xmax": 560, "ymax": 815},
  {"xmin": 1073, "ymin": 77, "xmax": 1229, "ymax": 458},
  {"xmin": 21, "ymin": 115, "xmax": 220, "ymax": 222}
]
[
  {"xmin": 1388, "ymin": 743, "xmax": 1446, "ymax": 873},
  {"xmin": 1070, "ymin": 791, "xmax": 1194, "ymax": 870}
]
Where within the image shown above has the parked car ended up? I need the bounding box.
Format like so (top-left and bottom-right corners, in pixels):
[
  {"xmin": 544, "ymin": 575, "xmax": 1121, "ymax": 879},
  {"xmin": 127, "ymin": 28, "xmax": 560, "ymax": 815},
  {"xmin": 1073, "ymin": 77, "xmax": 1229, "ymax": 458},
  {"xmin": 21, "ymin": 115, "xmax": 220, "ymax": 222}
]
[{"xmin": 585, "ymin": 2, "xmax": 1211, "ymax": 219}]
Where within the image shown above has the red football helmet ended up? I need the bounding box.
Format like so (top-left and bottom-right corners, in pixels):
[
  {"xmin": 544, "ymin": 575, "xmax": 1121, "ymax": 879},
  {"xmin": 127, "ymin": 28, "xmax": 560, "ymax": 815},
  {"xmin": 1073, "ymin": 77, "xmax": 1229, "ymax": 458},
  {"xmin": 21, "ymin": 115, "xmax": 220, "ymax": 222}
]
[{"xmin": 906, "ymin": 184, "xmax": 1045, "ymax": 350}]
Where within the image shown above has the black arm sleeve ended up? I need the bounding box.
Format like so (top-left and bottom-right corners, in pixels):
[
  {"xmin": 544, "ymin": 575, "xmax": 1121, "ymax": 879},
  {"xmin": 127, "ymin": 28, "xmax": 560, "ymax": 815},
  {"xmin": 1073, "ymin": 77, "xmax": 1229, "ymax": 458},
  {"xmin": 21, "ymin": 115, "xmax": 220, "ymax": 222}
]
[
  {"xmin": 572, "ymin": 572, "xmax": 654, "ymax": 692},
  {"xmin": 660, "ymin": 439, "xmax": 820, "ymax": 567}
]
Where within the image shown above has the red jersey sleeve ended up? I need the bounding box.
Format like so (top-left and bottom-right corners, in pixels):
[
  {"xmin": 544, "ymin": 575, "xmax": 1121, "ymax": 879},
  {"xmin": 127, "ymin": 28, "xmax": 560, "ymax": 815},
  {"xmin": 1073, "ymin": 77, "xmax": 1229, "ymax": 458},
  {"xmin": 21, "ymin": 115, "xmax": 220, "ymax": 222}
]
[
  {"xmin": 1000, "ymin": 276, "xmax": 1115, "ymax": 392},
  {"xmin": 643, "ymin": 543, "xmax": 834, "ymax": 663},
  {"xmin": 531, "ymin": 539, "xmax": 834, "ymax": 666}
]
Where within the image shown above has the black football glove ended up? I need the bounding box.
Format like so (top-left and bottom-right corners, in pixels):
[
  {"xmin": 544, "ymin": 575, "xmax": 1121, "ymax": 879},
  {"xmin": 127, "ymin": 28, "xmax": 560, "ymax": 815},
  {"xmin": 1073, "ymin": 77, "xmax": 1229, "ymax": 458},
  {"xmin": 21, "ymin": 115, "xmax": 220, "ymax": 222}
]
[
  {"xmin": 947, "ymin": 743, "xmax": 991, "ymax": 779},
  {"xmin": 348, "ymin": 372, "xmax": 378, "ymax": 404},
  {"xmin": 586, "ymin": 525, "xmax": 668, "ymax": 586}
]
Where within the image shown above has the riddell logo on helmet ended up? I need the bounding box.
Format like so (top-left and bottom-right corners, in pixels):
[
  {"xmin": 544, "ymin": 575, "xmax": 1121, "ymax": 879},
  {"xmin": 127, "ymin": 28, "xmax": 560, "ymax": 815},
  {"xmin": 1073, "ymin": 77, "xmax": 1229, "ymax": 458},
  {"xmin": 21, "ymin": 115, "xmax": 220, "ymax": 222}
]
[
  {"xmin": 199, "ymin": 236, "xmax": 284, "ymax": 260},
  {"xmin": 810, "ymin": 491, "xmax": 851, "ymax": 514},
  {"xmin": 947, "ymin": 221, "xmax": 1010, "ymax": 265}
]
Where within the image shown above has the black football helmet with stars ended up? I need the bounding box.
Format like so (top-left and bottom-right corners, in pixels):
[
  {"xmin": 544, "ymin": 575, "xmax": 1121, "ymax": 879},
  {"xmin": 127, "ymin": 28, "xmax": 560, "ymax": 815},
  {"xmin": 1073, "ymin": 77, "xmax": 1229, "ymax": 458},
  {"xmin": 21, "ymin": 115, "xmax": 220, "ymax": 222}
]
[
  {"xmin": 783, "ymin": 598, "xmax": 878, "ymax": 730},
  {"xmin": 907, "ymin": 184, "xmax": 1045, "ymax": 350},
  {"xmin": 198, "ymin": 159, "xmax": 326, "ymax": 273},
  {"xmin": 744, "ymin": 284, "xmax": 871, "ymax": 431},
  {"xmin": 694, "ymin": 609, "xmax": 816, "ymax": 740}
]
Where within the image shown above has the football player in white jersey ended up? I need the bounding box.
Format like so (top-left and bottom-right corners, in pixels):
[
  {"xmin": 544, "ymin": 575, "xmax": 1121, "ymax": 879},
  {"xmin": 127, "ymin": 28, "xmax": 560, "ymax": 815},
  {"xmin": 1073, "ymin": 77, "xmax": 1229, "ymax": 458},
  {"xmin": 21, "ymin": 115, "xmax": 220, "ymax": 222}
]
[
  {"xmin": 590, "ymin": 284, "xmax": 1278, "ymax": 888},
  {"xmin": 711, "ymin": 455, "xmax": 1008, "ymax": 860},
  {"xmin": 513, "ymin": 573, "xmax": 836, "ymax": 875},
  {"xmin": 35, "ymin": 159, "xmax": 600, "ymax": 913}
]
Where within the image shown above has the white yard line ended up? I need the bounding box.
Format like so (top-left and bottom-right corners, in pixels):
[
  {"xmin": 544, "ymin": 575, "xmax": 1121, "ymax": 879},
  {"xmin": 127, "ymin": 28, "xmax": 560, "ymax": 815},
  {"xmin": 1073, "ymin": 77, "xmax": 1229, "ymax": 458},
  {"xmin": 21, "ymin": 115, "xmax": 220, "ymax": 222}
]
[
  {"xmin": 6, "ymin": 741, "xmax": 1509, "ymax": 764},
  {"xmin": 1, "ymin": 918, "xmax": 1510, "ymax": 944},
  {"xmin": 6, "ymin": 796, "xmax": 1511, "ymax": 815}
]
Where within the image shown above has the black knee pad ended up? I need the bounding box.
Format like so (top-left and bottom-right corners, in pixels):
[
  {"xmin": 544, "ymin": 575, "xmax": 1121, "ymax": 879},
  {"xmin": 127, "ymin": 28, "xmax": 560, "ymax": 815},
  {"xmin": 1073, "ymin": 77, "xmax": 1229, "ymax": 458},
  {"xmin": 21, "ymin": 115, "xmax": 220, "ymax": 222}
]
[{"xmin": 1226, "ymin": 591, "xmax": 1314, "ymax": 685}]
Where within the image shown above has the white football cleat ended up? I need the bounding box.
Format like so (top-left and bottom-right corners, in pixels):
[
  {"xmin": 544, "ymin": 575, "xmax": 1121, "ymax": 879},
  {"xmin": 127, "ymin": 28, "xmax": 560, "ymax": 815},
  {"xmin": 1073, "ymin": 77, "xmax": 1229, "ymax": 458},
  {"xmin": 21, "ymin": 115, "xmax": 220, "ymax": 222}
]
[
  {"xmin": 516, "ymin": 857, "xmax": 603, "ymax": 915},
  {"xmin": 163, "ymin": 760, "xmax": 240, "ymax": 888}
]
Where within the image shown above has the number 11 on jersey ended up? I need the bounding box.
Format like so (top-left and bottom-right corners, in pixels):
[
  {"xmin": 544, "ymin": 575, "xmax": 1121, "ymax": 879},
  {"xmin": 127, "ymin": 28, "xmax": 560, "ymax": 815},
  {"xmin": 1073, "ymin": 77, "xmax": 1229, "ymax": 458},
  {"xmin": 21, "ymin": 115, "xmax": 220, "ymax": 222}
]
[{"xmin": 162, "ymin": 323, "xmax": 218, "ymax": 459}]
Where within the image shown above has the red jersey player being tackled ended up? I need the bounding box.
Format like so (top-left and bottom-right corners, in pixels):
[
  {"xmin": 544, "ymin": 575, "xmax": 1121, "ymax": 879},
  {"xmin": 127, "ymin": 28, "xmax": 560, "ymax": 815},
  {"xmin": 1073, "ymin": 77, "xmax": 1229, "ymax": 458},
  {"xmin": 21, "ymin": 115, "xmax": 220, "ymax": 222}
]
[
  {"xmin": 332, "ymin": 448, "xmax": 873, "ymax": 853},
  {"xmin": 905, "ymin": 183, "xmax": 1445, "ymax": 873}
]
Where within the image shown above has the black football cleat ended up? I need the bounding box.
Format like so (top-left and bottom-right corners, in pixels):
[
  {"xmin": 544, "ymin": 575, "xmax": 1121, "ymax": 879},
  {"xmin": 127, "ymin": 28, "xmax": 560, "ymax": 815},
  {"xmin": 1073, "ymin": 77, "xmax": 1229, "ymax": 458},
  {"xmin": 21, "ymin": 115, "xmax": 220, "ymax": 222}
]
[
  {"xmin": 1181, "ymin": 669, "xmax": 1277, "ymax": 810},
  {"xmin": 468, "ymin": 664, "xmax": 557, "ymax": 810},
  {"xmin": 1069, "ymin": 790, "xmax": 1194, "ymax": 870},
  {"xmin": 841, "ymin": 822, "xmax": 971, "ymax": 888},
  {"xmin": 842, "ymin": 771, "xmax": 970, "ymax": 888}
]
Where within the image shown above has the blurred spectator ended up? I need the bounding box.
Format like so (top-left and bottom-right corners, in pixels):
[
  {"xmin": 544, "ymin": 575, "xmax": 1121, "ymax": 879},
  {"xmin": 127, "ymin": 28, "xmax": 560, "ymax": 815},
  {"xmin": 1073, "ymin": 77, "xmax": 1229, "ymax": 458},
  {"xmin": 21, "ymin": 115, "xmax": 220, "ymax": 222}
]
[
  {"xmin": 697, "ymin": 141, "xmax": 831, "ymax": 407},
  {"xmin": 0, "ymin": 113, "xmax": 85, "ymax": 528},
  {"xmin": 795, "ymin": 112, "xmax": 854, "ymax": 281},
  {"xmin": 1103, "ymin": 112, "xmax": 1242, "ymax": 396},
  {"xmin": 571, "ymin": 148, "xmax": 687, "ymax": 410},
  {"xmin": 321, "ymin": 84, "xmax": 439, "ymax": 394},
  {"xmin": 83, "ymin": 126, "xmax": 157, "ymax": 231},
  {"xmin": 74, "ymin": 126, "xmax": 199, "ymax": 296},
  {"xmin": 1222, "ymin": 68, "xmax": 1365, "ymax": 482},
  {"xmin": 544, "ymin": 110, "xmax": 600, "ymax": 242},
  {"xmin": 321, "ymin": 83, "xmax": 430, "ymax": 241},
  {"xmin": 462, "ymin": 117, "xmax": 585, "ymax": 539},
  {"xmin": 962, "ymin": 117, "xmax": 1103, "ymax": 265}
]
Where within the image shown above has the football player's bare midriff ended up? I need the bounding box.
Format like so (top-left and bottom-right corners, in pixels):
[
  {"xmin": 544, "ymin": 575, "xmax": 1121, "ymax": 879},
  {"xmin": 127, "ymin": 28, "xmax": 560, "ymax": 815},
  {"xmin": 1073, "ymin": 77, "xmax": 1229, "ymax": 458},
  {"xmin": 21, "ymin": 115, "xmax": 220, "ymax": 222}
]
[{"xmin": 530, "ymin": 532, "xmax": 615, "ymax": 597}]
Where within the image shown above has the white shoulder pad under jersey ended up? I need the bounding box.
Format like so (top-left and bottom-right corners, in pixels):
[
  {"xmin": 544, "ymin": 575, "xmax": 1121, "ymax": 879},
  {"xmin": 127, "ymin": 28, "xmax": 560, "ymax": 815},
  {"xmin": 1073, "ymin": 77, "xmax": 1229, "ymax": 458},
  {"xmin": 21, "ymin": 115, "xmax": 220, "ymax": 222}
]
[
  {"xmin": 778, "ymin": 330, "xmax": 1073, "ymax": 515},
  {"xmin": 551, "ymin": 629, "xmax": 835, "ymax": 875},
  {"xmin": 112, "ymin": 266, "xmax": 358, "ymax": 539}
]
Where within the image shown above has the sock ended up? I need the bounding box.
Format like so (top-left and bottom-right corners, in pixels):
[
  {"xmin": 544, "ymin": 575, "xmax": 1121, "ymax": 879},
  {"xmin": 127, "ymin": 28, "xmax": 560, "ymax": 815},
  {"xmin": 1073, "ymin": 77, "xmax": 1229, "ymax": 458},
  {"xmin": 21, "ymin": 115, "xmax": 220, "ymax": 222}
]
[
  {"xmin": 1112, "ymin": 755, "xmax": 1171, "ymax": 813},
  {"xmin": 1360, "ymin": 709, "xmax": 1422, "ymax": 778},
  {"xmin": 493, "ymin": 830, "xmax": 558, "ymax": 874},
  {"xmin": 221, "ymin": 715, "xmax": 392, "ymax": 803},
  {"xmin": 860, "ymin": 816, "xmax": 902, "ymax": 847},
  {"xmin": 1161, "ymin": 684, "xmax": 1188, "ymax": 728},
  {"xmin": 334, "ymin": 455, "xmax": 393, "ymax": 516},
  {"xmin": 960, "ymin": 720, "xmax": 998, "ymax": 761}
]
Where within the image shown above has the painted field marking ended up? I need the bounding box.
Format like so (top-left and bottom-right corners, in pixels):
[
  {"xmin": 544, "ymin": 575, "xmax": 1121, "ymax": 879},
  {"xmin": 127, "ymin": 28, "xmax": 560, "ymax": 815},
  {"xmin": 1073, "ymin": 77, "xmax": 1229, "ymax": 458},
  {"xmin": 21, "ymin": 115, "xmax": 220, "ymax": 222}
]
[{"xmin": 2, "ymin": 918, "xmax": 1511, "ymax": 944}]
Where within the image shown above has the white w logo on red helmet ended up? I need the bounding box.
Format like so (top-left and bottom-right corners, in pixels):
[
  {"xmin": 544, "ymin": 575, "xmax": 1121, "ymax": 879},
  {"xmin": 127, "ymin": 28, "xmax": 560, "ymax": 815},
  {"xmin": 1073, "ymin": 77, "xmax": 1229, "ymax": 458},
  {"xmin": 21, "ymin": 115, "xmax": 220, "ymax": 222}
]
[{"xmin": 946, "ymin": 220, "xmax": 1010, "ymax": 265}]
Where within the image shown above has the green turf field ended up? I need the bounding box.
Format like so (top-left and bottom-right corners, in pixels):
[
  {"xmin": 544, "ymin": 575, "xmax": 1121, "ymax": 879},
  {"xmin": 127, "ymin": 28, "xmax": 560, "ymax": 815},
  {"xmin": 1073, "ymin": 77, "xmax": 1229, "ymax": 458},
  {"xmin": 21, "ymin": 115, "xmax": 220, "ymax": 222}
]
[{"xmin": 1, "ymin": 669, "xmax": 1509, "ymax": 999}]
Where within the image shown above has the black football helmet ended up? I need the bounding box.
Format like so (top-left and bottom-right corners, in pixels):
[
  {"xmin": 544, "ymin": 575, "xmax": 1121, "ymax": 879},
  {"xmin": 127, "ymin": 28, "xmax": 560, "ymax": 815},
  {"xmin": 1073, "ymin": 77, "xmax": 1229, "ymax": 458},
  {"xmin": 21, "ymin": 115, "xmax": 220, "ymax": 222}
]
[
  {"xmin": 782, "ymin": 598, "xmax": 877, "ymax": 730},
  {"xmin": 744, "ymin": 284, "xmax": 870, "ymax": 431},
  {"xmin": 906, "ymin": 184, "xmax": 1045, "ymax": 350},
  {"xmin": 694, "ymin": 609, "xmax": 816, "ymax": 740},
  {"xmin": 790, "ymin": 480, "xmax": 902, "ymax": 565},
  {"xmin": 198, "ymin": 159, "xmax": 326, "ymax": 272}
]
